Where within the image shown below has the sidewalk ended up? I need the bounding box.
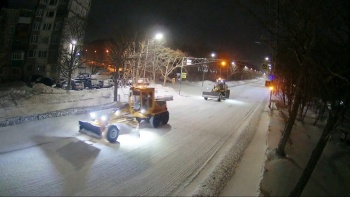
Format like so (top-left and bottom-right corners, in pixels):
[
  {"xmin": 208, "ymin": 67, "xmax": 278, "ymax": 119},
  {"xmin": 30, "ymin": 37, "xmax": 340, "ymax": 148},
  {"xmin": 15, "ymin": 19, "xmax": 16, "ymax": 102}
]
[{"xmin": 220, "ymin": 104, "xmax": 270, "ymax": 196}]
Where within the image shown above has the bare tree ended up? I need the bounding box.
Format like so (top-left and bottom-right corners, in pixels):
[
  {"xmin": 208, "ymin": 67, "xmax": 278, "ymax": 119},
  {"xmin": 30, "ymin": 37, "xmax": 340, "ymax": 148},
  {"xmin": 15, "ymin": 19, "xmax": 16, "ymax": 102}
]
[
  {"xmin": 239, "ymin": 0, "xmax": 349, "ymax": 196},
  {"xmin": 289, "ymin": 0, "xmax": 350, "ymax": 195},
  {"xmin": 157, "ymin": 48, "xmax": 185, "ymax": 86},
  {"xmin": 58, "ymin": 16, "xmax": 86, "ymax": 91},
  {"xmin": 108, "ymin": 36, "xmax": 134, "ymax": 101}
]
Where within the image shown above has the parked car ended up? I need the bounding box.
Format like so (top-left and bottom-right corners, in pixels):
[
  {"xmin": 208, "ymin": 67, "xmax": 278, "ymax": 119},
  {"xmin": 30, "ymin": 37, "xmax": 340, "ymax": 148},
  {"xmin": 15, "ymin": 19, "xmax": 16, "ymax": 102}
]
[
  {"xmin": 61, "ymin": 80, "xmax": 85, "ymax": 90},
  {"xmin": 74, "ymin": 78, "xmax": 92, "ymax": 89},
  {"xmin": 54, "ymin": 78, "xmax": 67, "ymax": 88},
  {"xmin": 30, "ymin": 76, "xmax": 55, "ymax": 87},
  {"xmin": 137, "ymin": 78, "xmax": 150, "ymax": 86}
]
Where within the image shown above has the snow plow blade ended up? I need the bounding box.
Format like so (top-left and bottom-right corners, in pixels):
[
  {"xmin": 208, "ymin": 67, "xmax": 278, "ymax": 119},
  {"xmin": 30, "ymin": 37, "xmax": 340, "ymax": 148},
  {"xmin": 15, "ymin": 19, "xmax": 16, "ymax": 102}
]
[
  {"xmin": 202, "ymin": 91, "xmax": 220, "ymax": 98},
  {"xmin": 79, "ymin": 120, "xmax": 102, "ymax": 138}
]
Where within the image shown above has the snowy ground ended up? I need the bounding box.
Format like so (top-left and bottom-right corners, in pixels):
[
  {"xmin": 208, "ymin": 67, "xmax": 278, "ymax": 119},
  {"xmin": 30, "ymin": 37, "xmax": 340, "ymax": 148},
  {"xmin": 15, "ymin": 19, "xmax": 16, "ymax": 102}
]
[
  {"xmin": 1, "ymin": 80, "xmax": 349, "ymax": 196},
  {"xmin": 258, "ymin": 99, "xmax": 350, "ymax": 196}
]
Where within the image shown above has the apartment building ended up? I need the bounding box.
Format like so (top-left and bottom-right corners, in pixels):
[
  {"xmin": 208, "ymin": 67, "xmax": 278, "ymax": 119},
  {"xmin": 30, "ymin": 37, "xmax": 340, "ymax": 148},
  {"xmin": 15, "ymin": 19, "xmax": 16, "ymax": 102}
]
[
  {"xmin": 0, "ymin": 8, "xmax": 34, "ymax": 82},
  {"xmin": 0, "ymin": 0, "xmax": 91, "ymax": 83}
]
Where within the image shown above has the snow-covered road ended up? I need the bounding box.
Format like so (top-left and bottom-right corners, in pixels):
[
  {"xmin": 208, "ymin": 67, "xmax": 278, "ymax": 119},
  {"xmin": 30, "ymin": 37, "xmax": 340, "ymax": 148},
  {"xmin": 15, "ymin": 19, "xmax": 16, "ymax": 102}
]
[{"xmin": 0, "ymin": 79, "xmax": 269, "ymax": 196}]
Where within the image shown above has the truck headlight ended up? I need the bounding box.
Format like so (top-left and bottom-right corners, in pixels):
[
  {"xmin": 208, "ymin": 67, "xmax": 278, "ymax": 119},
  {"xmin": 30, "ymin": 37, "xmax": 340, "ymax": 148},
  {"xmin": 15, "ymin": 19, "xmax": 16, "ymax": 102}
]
[
  {"xmin": 90, "ymin": 112, "xmax": 96, "ymax": 119},
  {"xmin": 140, "ymin": 109, "xmax": 146, "ymax": 114},
  {"xmin": 101, "ymin": 115, "xmax": 107, "ymax": 122}
]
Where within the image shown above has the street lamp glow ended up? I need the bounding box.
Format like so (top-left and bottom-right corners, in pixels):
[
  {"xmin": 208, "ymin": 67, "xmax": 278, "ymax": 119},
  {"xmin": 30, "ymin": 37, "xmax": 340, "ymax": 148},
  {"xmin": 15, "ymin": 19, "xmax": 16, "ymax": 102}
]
[
  {"xmin": 221, "ymin": 61, "xmax": 226, "ymax": 66},
  {"xmin": 265, "ymin": 57, "xmax": 269, "ymax": 61},
  {"xmin": 232, "ymin": 61, "xmax": 235, "ymax": 65},
  {"xmin": 155, "ymin": 33, "xmax": 163, "ymax": 40},
  {"xmin": 211, "ymin": 53, "xmax": 216, "ymax": 58},
  {"xmin": 72, "ymin": 40, "xmax": 76, "ymax": 45}
]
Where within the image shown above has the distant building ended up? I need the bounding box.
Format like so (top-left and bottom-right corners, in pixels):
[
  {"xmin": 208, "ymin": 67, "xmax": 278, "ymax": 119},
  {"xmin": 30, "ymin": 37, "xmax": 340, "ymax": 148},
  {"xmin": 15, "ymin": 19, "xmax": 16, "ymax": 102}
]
[{"xmin": 0, "ymin": 0, "xmax": 91, "ymax": 83}]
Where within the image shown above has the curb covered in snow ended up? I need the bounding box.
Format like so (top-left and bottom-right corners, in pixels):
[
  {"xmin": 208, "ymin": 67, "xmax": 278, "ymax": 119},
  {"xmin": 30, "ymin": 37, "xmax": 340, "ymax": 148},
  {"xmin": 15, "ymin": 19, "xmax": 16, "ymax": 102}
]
[{"xmin": 0, "ymin": 102, "xmax": 120, "ymax": 128}]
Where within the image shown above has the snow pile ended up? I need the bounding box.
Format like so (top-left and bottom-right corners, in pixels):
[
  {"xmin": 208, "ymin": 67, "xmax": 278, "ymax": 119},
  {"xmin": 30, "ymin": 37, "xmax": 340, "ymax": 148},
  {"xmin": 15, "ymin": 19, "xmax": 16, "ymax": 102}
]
[
  {"xmin": 32, "ymin": 83, "xmax": 55, "ymax": 93},
  {"xmin": 0, "ymin": 82, "xmax": 116, "ymax": 121}
]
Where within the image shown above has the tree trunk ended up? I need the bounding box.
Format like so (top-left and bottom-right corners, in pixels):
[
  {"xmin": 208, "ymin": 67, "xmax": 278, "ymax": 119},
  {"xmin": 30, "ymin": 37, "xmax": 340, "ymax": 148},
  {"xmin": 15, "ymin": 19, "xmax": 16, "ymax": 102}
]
[
  {"xmin": 67, "ymin": 69, "xmax": 72, "ymax": 91},
  {"xmin": 276, "ymin": 69, "xmax": 304, "ymax": 156},
  {"xmin": 289, "ymin": 110, "xmax": 337, "ymax": 196},
  {"xmin": 113, "ymin": 71, "xmax": 118, "ymax": 102},
  {"xmin": 163, "ymin": 68, "xmax": 168, "ymax": 87}
]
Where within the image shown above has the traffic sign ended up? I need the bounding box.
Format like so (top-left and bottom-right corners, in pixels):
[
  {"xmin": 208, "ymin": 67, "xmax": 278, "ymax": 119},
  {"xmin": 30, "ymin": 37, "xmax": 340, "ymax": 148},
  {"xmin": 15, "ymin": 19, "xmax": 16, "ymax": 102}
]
[
  {"xmin": 181, "ymin": 72, "xmax": 187, "ymax": 79},
  {"xmin": 262, "ymin": 64, "xmax": 268, "ymax": 70}
]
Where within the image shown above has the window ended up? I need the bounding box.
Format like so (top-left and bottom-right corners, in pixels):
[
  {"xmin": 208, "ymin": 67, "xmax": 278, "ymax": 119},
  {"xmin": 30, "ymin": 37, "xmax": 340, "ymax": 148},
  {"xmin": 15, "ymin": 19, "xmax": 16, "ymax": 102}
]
[
  {"xmin": 49, "ymin": 0, "xmax": 57, "ymax": 5},
  {"xmin": 28, "ymin": 50, "xmax": 37, "ymax": 58},
  {"xmin": 38, "ymin": 51, "xmax": 47, "ymax": 58},
  {"xmin": 41, "ymin": 37, "xmax": 49, "ymax": 44},
  {"xmin": 12, "ymin": 68, "xmax": 20, "ymax": 75},
  {"xmin": 30, "ymin": 35, "xmax": 38, "ymax": 43},
  {"xmin": 12, "ymin": 52, "xmax": 24, "ymax": 60},
  {"xmin": 46, "ymin": 11, "xmax": 55, "ymax": 18},
  {"xmin": 49, "ymin": 49, "xmax": 57, "ymax": 57},
  {"xmin": 33, "ymin": 22, "xmax": 41, "ymax": 30},
  {"xmin": 36, "ymin": 9, "xmax": 43, "ymax": 17},
  {"xmin": 54, "ymin": 22, "xmax": 61, "ymax": 30},
  {"xmin": 51, "ymin": 35, "xmax": 59, "ymax": 44},
  {"xmin": 43, "ymin": 23, "xmax": 52, "ymax": 30},
  {"xmin": 10, "ymin": 26, "xmax": 15, "ymax": 34}
]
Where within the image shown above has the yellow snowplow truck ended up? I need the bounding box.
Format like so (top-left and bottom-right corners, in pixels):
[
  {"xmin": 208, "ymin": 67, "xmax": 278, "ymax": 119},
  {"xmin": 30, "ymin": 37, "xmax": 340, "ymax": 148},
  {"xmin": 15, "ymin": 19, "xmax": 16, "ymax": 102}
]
[
  {"xmin": 202, "ymin": 78, "xmax": 230, "ymax": 101},
  {"xmin": 78, "ymin": 86, "xmax": 173, "ymax": 143}
]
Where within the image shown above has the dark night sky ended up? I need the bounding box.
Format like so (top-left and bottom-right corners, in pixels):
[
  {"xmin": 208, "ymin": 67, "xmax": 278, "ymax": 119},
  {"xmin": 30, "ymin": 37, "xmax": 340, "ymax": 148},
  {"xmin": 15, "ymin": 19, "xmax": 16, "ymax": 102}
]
[
  {"xmin": 6, "ymin": 0, "xmax": 270, "ymax": 67},
  {"xmin": 86, "ymin": 0, "xmax": 270, "ymax": 66}
]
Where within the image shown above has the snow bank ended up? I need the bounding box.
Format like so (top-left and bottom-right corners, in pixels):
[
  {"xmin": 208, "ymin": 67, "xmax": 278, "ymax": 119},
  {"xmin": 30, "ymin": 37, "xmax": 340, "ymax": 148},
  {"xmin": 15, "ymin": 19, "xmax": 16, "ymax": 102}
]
[{"xmin": 0, "ymin": 82, "xmax": 122, "ymax": 124}]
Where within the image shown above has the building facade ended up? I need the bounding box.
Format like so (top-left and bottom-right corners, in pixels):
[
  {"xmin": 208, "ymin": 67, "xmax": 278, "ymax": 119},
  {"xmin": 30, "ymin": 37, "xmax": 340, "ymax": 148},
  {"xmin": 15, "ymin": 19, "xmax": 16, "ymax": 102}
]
[
  {"xmin": 0, "ymin": 0, "xmax": 91, "ymax": 83},
  {"xmin": 0, "ymin": 8, "xmax": 34, "ymax": 82}
]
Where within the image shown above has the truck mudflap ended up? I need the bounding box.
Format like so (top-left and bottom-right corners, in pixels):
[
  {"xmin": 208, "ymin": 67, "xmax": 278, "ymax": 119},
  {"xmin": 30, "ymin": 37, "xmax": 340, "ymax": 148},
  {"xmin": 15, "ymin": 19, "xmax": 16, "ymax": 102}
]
[{"xmin": 79, "ymin": 120, "xmax": 103, "ymax": 138}]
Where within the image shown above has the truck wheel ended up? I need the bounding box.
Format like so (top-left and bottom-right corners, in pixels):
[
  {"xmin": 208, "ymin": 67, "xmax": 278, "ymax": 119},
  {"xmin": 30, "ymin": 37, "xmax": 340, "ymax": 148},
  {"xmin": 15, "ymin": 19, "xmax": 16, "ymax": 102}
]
[
  {"xmin": 150, "ymin": 114, "xmax": 161, "ymax": 128},
  {"xmin": 162, "ymin": 111, "xmax": 169, "ymax": 124},
  {"xmin": 106, "ymin": 126, "xmax": 119, "ymax": 143},
  {"xmin": 204, "ymin": 97, "xmax": 208, "ymax": 100},
  {"xmin": 136, "ymin": 117, "xmax": 142, "ymax": 123}
]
